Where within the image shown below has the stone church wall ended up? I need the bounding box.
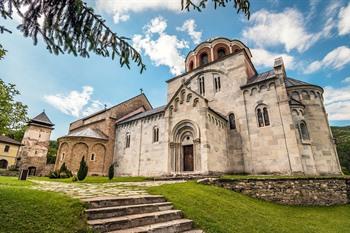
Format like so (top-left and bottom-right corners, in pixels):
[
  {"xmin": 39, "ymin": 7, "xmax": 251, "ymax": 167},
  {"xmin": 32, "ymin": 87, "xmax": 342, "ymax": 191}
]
[{"xmin": 115, "ymin": 113, "xmax": 168, "ymax": 176}]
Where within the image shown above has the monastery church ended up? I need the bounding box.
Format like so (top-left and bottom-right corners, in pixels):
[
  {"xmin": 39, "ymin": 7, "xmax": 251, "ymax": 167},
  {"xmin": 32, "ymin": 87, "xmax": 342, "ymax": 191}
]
[{"xmin": 54, "ymin": 38, "xmax": 342, "ymax": 177}]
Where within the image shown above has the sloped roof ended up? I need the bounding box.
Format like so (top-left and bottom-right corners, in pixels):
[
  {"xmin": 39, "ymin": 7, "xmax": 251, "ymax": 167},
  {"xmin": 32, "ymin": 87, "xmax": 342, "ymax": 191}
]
[
  {"xmin": 117, "ymin": 105, "xmax": 166, "ymax": 125},
  {"xmin": 66, "ymin": 128, "xmax": 108, "ymax": 140},
  {"xmin": 0, "ymin": 135, "xmax": 22, "ymax": 146},
  {"xmin": 29, "ymin": 112, "xmax": 54, "ymax": 127},
  {"xmin": 285, "ymin": 77, "xmax": 320, "ymax": 88},
  {"xmin": 241, "ymin": 70, "xmax": 276, "ymax": 88}
]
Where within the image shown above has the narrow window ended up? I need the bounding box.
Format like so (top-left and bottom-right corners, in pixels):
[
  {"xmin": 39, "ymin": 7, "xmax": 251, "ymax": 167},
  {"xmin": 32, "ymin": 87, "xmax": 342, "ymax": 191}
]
[
  {"xmin": 61, "ymin": 153, "xmax": 65, "ymax": 161},
  {"xmin": 299, "ymin": 121, "xmax": 310, "ymax": 141},
  {"xmin": 263, "ymin": 107, "xmax": 270, "ymax": 126},
  {"xmin": 257, "ymin": 109, "xmax": 264, "ymax": 127},
  {"xmin": 153, "ymin": 127, "xmax": 159, "ymax": 143},
  {"xmin": 4, "ymin": 145, "xmax": 10, "ymax": 153},
  {"xmin": 217, "ymin": 48, "xmax": 226, "ymax": 58},
  {"xmin": 91, "ymin": 153, "xmax": 95, "ymax": 161},
  {"xmin": 126, "ymin": 133, "xmax": 130, "ymax": 148},
  {"xmin": 213, "ymin": 74, "xmax": 221, "ymax": 92},
  {"xmin": 200, "ymin": 52, "xmax": 209, "ymax": 65},
  {"xmin": 198, "ymin": 76, "xmax": 205, "ymax": 95},
  {"xmin": 229, "ymin": 113, "xmax": 236, "ymax": 130}
]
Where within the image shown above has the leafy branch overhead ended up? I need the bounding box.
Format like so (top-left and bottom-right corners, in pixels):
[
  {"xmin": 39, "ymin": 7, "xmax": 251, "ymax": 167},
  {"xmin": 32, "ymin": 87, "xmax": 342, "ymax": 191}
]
[
  {"xmin": 181, "ymin": 0, "xmax": 251, "ymax": 19},
  {"xmin": 0, "ymin": 0, "xmax": 146, "ymax": 73}
]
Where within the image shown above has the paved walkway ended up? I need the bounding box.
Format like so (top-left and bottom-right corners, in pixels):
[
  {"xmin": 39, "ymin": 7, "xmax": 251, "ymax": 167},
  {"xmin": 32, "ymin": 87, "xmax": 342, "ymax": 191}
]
[{"xmin": 30, "ymin": 180, "xmax": 185, "ymax": 199}]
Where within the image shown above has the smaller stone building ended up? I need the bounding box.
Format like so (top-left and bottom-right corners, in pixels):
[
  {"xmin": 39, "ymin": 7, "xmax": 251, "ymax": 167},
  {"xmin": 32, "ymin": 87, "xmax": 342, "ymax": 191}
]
[
  {"xmin": 18, "ymin": 112, "xmax": 54, "ymax": 175},
  {"xmin": 0, "ymin": 135, "xmax": 22, "ymax": 169}
]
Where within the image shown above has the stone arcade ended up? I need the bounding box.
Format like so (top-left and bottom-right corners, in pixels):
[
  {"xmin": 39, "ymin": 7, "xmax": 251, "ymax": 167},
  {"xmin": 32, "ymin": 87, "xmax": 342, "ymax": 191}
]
[{"xmin": 55, "ymin": 38, "xmax": 342, "ymax": 177}]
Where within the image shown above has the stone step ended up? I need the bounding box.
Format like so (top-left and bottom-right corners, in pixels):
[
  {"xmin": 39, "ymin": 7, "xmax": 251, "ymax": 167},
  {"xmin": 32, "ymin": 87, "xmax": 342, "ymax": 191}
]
[
  {"xmin": 108, "ymin": 218, "xmax": 194, "ymax": 233},
  {"xmin": 88, "ymin": 210, "xmax": 183, "ymax": 232},
  {"xmin": 83, "ymin": 195, "xmax": 167, "ymax": 208},
  {"xmin": 86, "ymin": 202, "xmax": 173, "ymax": 220}
]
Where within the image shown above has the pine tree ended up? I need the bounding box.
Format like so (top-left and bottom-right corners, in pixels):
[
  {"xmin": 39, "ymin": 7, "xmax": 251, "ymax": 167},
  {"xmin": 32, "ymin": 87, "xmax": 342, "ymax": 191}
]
[
  {"xmin": 108, "ymin": 164, "xmax": 114, "ymax": 180},
  {"xmin": 77, "ymin": 156, "xmax": 88, "ymax": 181}
]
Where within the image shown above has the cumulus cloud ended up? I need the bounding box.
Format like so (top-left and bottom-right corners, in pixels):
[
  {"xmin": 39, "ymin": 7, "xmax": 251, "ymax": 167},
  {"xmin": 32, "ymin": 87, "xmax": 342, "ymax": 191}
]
[
  {"xmin": 176, "ymin": 19, "xmax": 202, "ymax": 44},
  {"xmin": 132, "ymin": 16, "xmax": 189, "ymax": 75},
  {"xmin": 44, "ymin": 86, "xmax": 104, "ymax": 117},
  {"xmin": 96, "ymin": 0, "xmax": 181, "ymax": 23},
  {"xmin": 338, "ymin": 2, "xmax": 350, "ymax": 35},
  {"xmin": 342, "ymin": 77, "xmax": 350, "ymax": 84},
  {"xmin": 243, "ymin": 8, "xmax": 316, "ymax": 53},
  {"xmin": 304, "ymin": 46, "xmax": 350, "ymax": 73},
  {"xmin": 324, "ymin": 85, "xmax": 350, "ymax": 121},
  {"xmin": 250, "ymin": 48, "xmax": 295, "ymax": 69}
]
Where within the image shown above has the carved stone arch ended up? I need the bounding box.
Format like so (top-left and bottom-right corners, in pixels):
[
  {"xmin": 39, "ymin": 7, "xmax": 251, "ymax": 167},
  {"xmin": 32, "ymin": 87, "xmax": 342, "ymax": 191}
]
[
  {"xmin": 243, "ymin": 89, "xmax": 249, "ymax": 97},
  {"xmin": 169, "ymin": 105, "xmax": 174, "ymax": 116},
  {"xmin": 299, "ymin": 109, "xmax": 304, "ymax": 116},
  {"xmin": 292, "ymin": 109, "xmax": 299, "ymax": 116},
  {"xmin": 71, "ymin": 142, "xmax": 89, "ymax": 171},
  {"xmin": 170, "ymin": 120, "xmax": 201, "ymax": 173},
  {"xmin": 180, "ymin": 89, "xmax": 186, "ymax": 103},
  {"xmin": 213, "ymin": 43, "xmax": 230, "ymax": 60},
  {"xmin": 193, "ymin": 98, "xmax": 199, "ymax": 107},
  {"xmin": 291, "ymin": 91, "xmax": 300, "ymax": 101},
  {"xmin": 186, "ymin": 93, "xmax": 192, "ymax": 102},
  {"xmin": 310, "ymin": 90, "xmax": 317, "ymax": 99},
  {"xmin": 250, "ymin": 87, "xmax": 258, "ymax": 96},
  {"xmin": 91, "ymin": 143, "xmax": 106, "ymax": 162},
  {"xmin": 301, "ymin": 90, "xmax": 310, "ymax": 100},
  {"xmin": 259, "ymin": 84, "xmax": 267, "ymax": 92},
  {"xmin": 268, "ymin": 82, "xmax": 276, "ymax": 90}
]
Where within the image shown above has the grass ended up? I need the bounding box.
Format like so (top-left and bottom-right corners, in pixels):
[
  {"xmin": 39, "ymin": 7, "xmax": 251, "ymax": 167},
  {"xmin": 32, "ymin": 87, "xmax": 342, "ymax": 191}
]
[
  {"xmin": 31, "ymin": 176, "xmax": 147, "ymax": 183},
  {"xmin": 0, "ymin": 177, "xmax": 90, "ymax": 233},
  {"xmin": 148, "ymin": 182, "xmax": 350, "ymax": 233},
  {"xmin": 221, "ymin": 174, "xmax": 350, "ymax": 180}
]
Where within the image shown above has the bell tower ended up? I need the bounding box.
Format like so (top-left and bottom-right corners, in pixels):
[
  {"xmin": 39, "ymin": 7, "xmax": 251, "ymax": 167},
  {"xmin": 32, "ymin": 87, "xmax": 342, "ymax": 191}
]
[{"xmin": 18, "ymin": 111, "xmax": 54, "ymax": 176}]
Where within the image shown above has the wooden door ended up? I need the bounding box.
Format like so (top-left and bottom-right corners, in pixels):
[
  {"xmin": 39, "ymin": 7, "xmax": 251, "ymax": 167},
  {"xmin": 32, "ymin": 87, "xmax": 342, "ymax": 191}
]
[{"xmin": 183, "ymin": 145, "xmax": 194, "ymax": 171}]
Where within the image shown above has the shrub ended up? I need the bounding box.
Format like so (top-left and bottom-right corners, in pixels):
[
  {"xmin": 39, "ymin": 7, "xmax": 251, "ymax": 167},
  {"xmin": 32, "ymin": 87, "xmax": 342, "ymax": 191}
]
[
  {"xmin": 108, "ymin": 164, "xmax": 114, "ymax": 180},
  {"xmin": 59, "ymin": 163, "xmax": 73, "ymax": 178},
  {"xmin": 77, "ymin": 157, "xmax": 88, "ymax": 181},
  {"xmin": 7, "ymin": 165, "xmax": 18, "ymax": 171},
  {"xmin": 49, "ymin": 171, "xmax": 60, "ymax": 179},
  {"xmin": 72, "ymin": 176, "xmax": 78, "ymax": 182}
]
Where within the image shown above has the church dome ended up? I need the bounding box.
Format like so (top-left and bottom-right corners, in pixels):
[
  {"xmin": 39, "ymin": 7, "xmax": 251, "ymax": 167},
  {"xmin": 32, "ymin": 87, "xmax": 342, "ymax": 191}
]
[{"xmin": 185, "ymin": 38, "xmax": 252, "ymax": 72}]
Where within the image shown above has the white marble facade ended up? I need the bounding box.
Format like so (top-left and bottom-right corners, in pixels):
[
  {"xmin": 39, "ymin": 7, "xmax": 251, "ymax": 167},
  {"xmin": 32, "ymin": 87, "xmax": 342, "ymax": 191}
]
[{"xmin": 114, "ymin": 38, "xmax": 342, "ymax": 177}]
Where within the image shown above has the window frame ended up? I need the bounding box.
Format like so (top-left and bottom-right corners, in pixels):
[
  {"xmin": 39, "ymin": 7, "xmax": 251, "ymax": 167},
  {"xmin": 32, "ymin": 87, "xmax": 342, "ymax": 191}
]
[
  {"xmin": 298, "ymin": 120, "xmax": 311, "ymax": 143},
  {"xmin": 4, "ymin": 145, "xmax": 10, "ymax": 153},
  {"xmin": 125, "ymin": 132, "xmax": 131, "ymax": 148},
  {"xmin": 256, "ymin": 105, "xmax": 270, "ymax": 128},
  {"xmin": 228, "ymin": 113, "xmax": 236, "ymax": 130},
  {"xmin": 153, "ymin": 126, "xmax": 159, "ymax": 143}
]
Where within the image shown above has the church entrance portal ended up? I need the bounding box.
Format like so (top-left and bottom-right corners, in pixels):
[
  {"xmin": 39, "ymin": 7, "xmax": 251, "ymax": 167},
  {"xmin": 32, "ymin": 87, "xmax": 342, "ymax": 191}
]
[{"xmin": 183, "ymin": 145, "xmax": 194, "ymax": 171}]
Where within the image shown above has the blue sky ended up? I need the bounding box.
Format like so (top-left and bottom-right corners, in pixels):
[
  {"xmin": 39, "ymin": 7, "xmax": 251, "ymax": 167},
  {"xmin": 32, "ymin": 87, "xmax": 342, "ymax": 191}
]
[{"xmin": 1, "ymin": 0, "xmax": 350, "ymax": 139}]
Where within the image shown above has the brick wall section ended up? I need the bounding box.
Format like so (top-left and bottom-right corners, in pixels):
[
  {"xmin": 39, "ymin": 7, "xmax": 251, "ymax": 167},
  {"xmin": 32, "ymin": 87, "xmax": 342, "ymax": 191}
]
[{"xmin": 201, "ymin": 178, "xmax": 350, "ymax": 206}]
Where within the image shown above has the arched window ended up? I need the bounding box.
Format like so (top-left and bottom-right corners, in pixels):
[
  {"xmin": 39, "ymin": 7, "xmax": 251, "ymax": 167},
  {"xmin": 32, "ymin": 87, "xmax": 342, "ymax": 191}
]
[
  {"xmin": 198, "ymin": 76, "xmax": 205, "ymax": 95},
  {"xmin": 153, "ymin": 127, "xmax": 159, "ymax": 143},
  {"xmin": 256, "ymin": 105, "xmax": 270, "ymax": 127},
  {"xmin": 4, "ymin": 145, "xmax": 10, "ymax": 153},
  {"xmin": 61, "ymin": 153, "xmax": 65, "ymax": 161},
  {"xmin": 125, "ymin": 133, "xmax": 131, "ymax": 148},
  {"xmin": 213, "ymin": 74, "xmax": 221, "ymax": 92},
  {"xmin": 217, "ymin": 48, "xmax": 226, "ymax": 58},
  {"xmin": 257, "ymin": 109, "xmax": 264, "ymax": 127},
  {"xmin": 228, "ymin": 113, "xmax": 236, "ymax": 130},
  {"xmin": 189, "ymin": 61, "xmax": 194, "ymax": 71},
  {"xmin": 263, "ymin": 107, "xmax": 270, "ymax": 126},
  {"xmin": 299, "ymin": 121, "xmax": 310, "ymax": 141},
  {"xmin": 90, "ymin": 153, "xmax": 96, "ymax": 161},
  {"xmin": 200, "ymin": 52, "xmax": 209, "ymax": 65}
]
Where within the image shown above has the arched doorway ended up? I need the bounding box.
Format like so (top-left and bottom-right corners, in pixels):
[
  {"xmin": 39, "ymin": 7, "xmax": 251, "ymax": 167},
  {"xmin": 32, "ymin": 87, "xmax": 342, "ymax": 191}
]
[
  {"xmin": 0, "ymin": 159, "xmax": 8, "ymax": 169},
  {"xmin": 28, "ymin": 166, "xmax": 36, "ymax": 176},
  {"xmin": 170, "ymin": 120, "xmax": 201, "ymax": 173}
]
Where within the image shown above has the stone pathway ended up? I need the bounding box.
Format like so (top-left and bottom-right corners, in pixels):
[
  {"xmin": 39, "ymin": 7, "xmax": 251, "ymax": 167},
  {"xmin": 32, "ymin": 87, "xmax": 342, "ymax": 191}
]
[{"xmin": 30, "ymin": 180, "xmax": 185, "ymax": 199}]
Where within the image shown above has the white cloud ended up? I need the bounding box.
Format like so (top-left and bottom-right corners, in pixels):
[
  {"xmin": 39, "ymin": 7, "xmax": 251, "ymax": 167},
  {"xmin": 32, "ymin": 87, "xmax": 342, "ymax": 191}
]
[
  {"xmin": 176, "ymin": 19, "xmax": 202, "ymax": 44},
  {"xmin": 338, "ymin": 2, "xmax": 350, "ymax": 35},
  {"xmin": 342, "ymin": 77, "xmax": 350, "ymax": 84},
  {"xmin": 243, "ymin": 8, "xmax": 316, "ymax": 53},
  {"xmin": 96, "ymin": 0, "xmax": 181, "ymax": 23},
  {"xmin": 44, "ymin": 86, "xmax": 104, "ymax": 117},
  {"xmin": 305, "ymin": 46, "xmax": 350, "ymax": 73},
  {"xmin": 250, "ymin": 48, "xmax": 295, "ymax": 69},
  {"xmin": 132, "ymin": 16, "xmax": 189, "ymax": 75},
  {"xmin": 324, "ymin": 85, "xmax": 350, "ymax": 120}
]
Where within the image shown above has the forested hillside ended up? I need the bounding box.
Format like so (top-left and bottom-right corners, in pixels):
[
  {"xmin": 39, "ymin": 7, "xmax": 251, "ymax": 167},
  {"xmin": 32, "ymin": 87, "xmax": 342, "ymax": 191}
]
[{"xmin": 331, "ymin": 126, "xmax": 350, "ymax": 175}]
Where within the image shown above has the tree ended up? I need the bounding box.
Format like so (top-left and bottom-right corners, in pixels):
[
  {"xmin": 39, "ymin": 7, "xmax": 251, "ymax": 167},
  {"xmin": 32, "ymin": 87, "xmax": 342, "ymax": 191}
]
[
  {"xmin": 0, "ymin": 0, "xmax": 250, "ymax": 73},
  {"xmin": 47, "ymin": 140, "xmax": 58, "ymax": 164},
  {"xmin": 0, "ymin": 78, "xmax": 28, "ymax": 140},
  {"xmin": 77, "ymin": 156, "xmax": 88, "ymax": 181},
  {"xmin": 108, "ymin": 164, "xmax": 114, "ymax": 180}
]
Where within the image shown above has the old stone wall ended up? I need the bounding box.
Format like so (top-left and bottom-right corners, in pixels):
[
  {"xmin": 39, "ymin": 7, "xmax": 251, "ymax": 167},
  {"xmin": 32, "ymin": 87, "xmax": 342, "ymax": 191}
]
[{"xmin": 203, "ymin": 178, "xmax": 350, "ymax": 206}]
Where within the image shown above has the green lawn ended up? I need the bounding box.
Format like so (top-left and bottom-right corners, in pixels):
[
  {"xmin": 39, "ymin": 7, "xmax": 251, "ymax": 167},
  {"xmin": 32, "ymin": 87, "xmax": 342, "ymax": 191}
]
[
  {"xmin": 221, "ymin": 174, "xmax": 350, "ymax": 180},
  {"xmin": 148, "ymin": 182, "xmax": 350, "ymax": 233},
  {"xmin": 31, "ymin": 176, "xmax": 147, "ymax": 183},
  {"xmin": 0, "ymin": 177, "xmax": 90, "ymax": 233}
]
